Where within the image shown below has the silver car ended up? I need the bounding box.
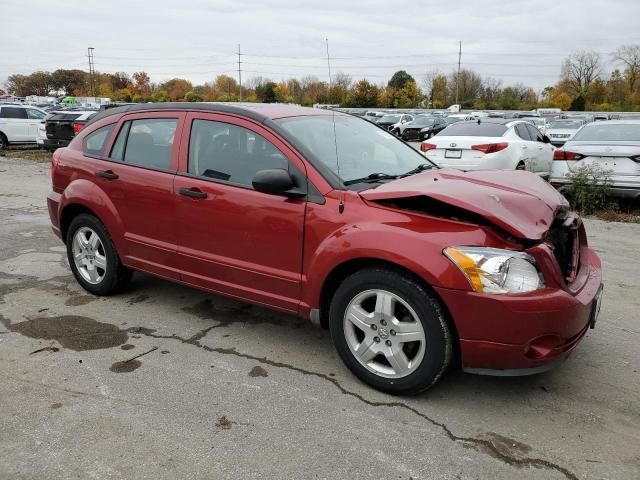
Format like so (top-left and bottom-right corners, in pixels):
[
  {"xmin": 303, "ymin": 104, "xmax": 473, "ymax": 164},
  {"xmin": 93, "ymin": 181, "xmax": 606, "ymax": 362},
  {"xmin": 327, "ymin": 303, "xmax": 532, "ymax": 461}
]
[
  {"xmin": 546, "ymin": 119, "xmax": 585, "ymax": 146},
  {"xmin": 550, "ymin": 120, "xmax": 640, "ymax": 198}
]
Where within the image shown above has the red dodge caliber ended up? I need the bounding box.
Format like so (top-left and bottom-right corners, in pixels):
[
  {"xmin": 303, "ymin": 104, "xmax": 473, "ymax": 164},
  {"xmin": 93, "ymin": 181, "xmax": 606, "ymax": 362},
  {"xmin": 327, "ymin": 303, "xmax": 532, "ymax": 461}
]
[{"xmin": 47, "ymin": 103, "xmax": 603, "ymax": 394}]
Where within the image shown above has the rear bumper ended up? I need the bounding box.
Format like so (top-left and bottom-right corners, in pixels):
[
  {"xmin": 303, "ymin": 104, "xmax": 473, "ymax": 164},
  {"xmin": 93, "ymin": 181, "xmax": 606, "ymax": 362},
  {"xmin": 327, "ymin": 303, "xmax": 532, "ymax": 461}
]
[
  {"xmin": 434, "ymin": 247, "xmax": 602, "ymax": 374},
  {"xmin": 47, "ymin": 191, "xmax": 63, "ymax": 241},
  {"xmin": 550, "ymin": 179, "xmax": 640, "ymax": 199},
  {"xmin": 45, "ymin": 137, "xmax": 71, "ymax": 149}
]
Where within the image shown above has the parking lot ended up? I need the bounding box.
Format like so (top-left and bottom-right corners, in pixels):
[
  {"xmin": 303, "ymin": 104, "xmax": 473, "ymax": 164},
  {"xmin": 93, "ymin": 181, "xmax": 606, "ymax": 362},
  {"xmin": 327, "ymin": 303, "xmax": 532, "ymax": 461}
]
[{"xmin": 0, "ymin": 153, "xmax": 639, "ymax": 480}]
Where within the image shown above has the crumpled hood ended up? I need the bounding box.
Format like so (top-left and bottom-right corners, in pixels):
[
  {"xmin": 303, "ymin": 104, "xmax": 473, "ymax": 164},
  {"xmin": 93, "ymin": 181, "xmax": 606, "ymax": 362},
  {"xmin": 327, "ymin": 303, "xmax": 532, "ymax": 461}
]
[{"xmin": 360, "ymin": 169, "xmax": 569, "ymax": 240}]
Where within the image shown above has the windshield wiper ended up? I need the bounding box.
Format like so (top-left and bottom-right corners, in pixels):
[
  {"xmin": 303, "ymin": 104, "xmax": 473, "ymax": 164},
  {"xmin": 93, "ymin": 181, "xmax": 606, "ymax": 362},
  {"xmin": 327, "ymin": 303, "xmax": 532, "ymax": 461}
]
[
  {"xmin": 400, "ymin": 163, "xmax": 434, "ymax": 177},
  {"xmin": 343, "ymin": 172, "xmax": 399, "ymax": 186}
]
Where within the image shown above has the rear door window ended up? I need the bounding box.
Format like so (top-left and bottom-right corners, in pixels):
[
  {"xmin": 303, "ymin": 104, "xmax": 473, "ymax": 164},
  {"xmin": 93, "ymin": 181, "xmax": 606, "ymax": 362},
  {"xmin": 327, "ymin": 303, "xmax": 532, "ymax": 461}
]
[
  {"xmin": 83, "ymin": 124, "xmax": 115, "ymax": 156},
  {"xmin": 109, "ymin": 118, "xmax": 177, "ymax": 170},
  {"xmin": 526, "ymin": 124, "xmax": 544, "ymax": 142},
  {"xmin": 515, "ymin": 123, "xmax": 534, "ymax": 141},
  {"xmin": 26, "ymin": 109, "xmax": 46, "ymax": 120},
  {"xmin": 0, "ymin": 107, "xmax": 27, "ymax": 119}
]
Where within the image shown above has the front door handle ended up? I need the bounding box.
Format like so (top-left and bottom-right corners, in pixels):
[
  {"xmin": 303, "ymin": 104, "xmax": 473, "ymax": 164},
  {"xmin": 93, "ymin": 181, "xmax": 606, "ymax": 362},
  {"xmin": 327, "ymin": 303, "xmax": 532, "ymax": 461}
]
[
  {"xmin": 179, "ymin": 187, "xmax": 208, "ymax": 199},
  {"xmin": 96, "ymin": 170, "xmax": 118, "ymax": 180}
]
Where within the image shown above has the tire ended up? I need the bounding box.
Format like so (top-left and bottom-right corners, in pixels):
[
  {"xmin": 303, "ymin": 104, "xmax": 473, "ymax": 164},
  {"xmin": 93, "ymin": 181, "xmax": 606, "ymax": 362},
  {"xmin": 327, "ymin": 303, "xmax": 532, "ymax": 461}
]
[
  {"xmin": 329, "ymin": 268, "xmax": 452, "ymax": 395},
  {"xmin": 66, "ymin": 214, "xmax": 132, "ymax": 295},
  {"xmin": 0, "ymin": 133, "xmax": 7, "ymax": 150},
  {"xmin": 516, "ymin": 161, "xmax": 526, "ymax": 171}
]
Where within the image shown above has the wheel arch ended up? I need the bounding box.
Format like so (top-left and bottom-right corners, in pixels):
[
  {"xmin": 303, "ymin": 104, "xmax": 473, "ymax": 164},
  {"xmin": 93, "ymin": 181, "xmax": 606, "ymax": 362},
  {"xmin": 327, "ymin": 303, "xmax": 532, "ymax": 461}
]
[{"xmin": 60, "ymin": 203, "xmax": 100, "ymax": 242}]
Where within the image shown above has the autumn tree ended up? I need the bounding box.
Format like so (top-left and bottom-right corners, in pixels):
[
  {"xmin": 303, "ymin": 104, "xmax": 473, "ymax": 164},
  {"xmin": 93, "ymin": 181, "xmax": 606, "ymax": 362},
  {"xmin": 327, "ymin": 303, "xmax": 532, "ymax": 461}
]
[
  {"xmin": 449, "ymin": 69, "xmax": 483, "ymax": 107},
  {"xmin": 51, "ymin": 69, "xmax": 87, "ymax": 95},
  {"xmin": 160, "ymin": 78, "xmax": 193, "ymax": 101},
  {"xmin": 561, "ymin": 51, "xmax": 601, "ymax": 97},
  {"xmin": 613, "ymin": 45, "xmax": 640, "ymax": 96},
  {"xmin": 423, "ymin": 71, "xmax": 449, "ymax": 108},
  {"xmin": 131, "ymin": 71, "xmax": 152, "ymax": 100},
  {"xmin": 213, "ymin": 75, "xmax": 238, "ymax": 100},
  {"xmin": 345, "ymin": 79, "xmax": 381, "ymax": 107}
]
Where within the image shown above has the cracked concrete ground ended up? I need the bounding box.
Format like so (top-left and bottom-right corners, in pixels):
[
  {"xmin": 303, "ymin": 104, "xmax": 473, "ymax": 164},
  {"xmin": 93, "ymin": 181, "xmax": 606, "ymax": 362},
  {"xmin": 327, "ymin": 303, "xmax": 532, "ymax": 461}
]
[{"xmin": 0, "ymin": 155, "xmax": 639, "ymax": 480}]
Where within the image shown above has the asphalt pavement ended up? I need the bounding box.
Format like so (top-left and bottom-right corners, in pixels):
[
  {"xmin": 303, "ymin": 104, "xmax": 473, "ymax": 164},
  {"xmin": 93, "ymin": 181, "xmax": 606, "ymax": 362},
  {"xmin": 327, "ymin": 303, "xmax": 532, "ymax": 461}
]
[{"xmin": 0, "ymin": 155, "xmax": 638, "ymax": 480}]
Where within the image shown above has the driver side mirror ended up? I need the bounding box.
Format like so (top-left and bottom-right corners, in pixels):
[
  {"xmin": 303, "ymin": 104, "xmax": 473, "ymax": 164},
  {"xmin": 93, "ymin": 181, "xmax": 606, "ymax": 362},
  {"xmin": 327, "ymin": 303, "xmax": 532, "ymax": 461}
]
[
  {"xmin": 252, "ymin": 169, "xmax": 306, "ymax": 198},
  {"xmin": 542, "ymin": 135, "xmax": 551, "ymax": 143}
]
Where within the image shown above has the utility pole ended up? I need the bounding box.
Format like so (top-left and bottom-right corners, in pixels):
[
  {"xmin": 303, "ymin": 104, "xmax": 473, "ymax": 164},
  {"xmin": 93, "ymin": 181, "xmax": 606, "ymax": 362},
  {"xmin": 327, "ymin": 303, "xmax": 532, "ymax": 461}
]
[
  {"xmin": 87, "ymin": 47, "xmax": 96, "ymax": 98},
  {"xmin": 455, "ymin": 40, "xmax": 461, "ymax": 106},
  {"xmin": 325, "ymin": 38, "xmax": 332, "ymax": 87},
  {"xmin": 237, "ymin": 44, "xmax": 242, "ymax": 101}
]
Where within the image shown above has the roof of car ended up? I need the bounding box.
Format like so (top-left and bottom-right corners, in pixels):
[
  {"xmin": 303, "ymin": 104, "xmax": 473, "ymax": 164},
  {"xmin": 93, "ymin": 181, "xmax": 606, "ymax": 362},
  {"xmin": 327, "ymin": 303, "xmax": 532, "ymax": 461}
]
[
  {"xmin": 88, "ymin": 102, "xmax": 341, "ymax": 125},
  {"xmin": 453, "ymin": 118, "xmax": 513, "ymax": 125}
]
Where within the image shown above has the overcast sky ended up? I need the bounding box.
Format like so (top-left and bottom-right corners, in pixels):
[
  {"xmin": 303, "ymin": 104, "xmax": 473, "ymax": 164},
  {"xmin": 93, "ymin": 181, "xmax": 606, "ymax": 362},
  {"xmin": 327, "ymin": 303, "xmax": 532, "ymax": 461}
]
[{"xmin": 2, "ymin": 0, "xmax": 640, "ymax": 93}]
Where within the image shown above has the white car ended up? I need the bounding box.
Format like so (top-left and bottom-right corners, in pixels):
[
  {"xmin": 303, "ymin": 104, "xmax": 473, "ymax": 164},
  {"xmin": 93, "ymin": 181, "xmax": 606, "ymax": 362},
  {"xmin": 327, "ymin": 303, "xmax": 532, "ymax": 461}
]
[
  {"xmin": 546, "ymin": 119, "xmax": 585, "ymax": 146},
  {"xmin": 550, "ymin": 120, "xmax": 640, "ymax": 198},
  {"xmin": 0, "ymin": 104, "xmax": 47, "ymax": 149},
  {"xmin": 420, "ymin": 119, "xmax": 555, "ymax": 177}
]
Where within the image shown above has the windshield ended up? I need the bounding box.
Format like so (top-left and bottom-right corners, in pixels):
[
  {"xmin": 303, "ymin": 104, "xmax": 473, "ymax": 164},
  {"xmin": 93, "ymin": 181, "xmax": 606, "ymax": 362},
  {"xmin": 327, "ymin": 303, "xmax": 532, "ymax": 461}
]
[
  {"xmin": 571, "ymin": 123, "xmax": 640, "ymax": 142},
  {"xmin": 524, "ymin": 118, "xmax": 544, "ymax": 126},
  {"xmin": 549, "ymin": 120, "xmax": 582, "ymax": 129},
  {"xmin": 378, "ymin": 115, "xmax": 401, "ymax": 123},
  {"xmin": 437, "ymin": 121, "xmax": 508, "ymax": 137},
  {"xmin": 276, "ymin": 115, "xmax": 435, "ymax": 185}
]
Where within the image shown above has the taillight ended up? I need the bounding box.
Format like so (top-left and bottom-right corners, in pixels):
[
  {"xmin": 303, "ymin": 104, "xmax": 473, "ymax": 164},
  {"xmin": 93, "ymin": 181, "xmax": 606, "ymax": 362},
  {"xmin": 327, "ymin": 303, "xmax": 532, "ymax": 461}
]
[
  {"xmin": 420, "ymin": 143, "xmax": 437, "ymax": 152},
  {"xmin": 72, "ymin": 122, "xmax": 84, "ymax": 134},
  {"xmin": 471, "ymin": 142, "xmax": 508, "ymax": 154},
  {"xmin": 553, "ymin": 150, "xmax": 584, "ymax": 161},
  {"xmin": 51, "ymin": 149, "xmax": 61, "ymax": 185}
]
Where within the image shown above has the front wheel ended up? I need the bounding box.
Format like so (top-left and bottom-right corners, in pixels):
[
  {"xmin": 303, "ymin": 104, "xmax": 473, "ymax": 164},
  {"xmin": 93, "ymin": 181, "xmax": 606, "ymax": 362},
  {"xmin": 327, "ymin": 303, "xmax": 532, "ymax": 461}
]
[
  {"xmin": 66, "ymin": 214, "xmax": 132, "ymax": 295},
  {"xmin": 329, "ymin": 268, "xmax": 452, "ymax": 395}
]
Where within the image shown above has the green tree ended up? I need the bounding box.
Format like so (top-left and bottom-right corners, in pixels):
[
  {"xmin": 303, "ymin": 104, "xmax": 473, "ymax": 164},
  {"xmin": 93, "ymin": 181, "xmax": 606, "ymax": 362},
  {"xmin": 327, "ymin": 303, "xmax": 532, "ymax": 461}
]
[
  {"xmin": 184, "ymin": 91, "xmax": 203, "ymax": 102},
  {"xmin": 388, "ymin": 70, "xmax": 415, "ymax": 90},
  {"xmin": 570, "ymin": 94, "xmax": 586, "ymax": 111},
  {"xmin": 255, "ymin": 82, "xmax": 279, "ymax": 103}
]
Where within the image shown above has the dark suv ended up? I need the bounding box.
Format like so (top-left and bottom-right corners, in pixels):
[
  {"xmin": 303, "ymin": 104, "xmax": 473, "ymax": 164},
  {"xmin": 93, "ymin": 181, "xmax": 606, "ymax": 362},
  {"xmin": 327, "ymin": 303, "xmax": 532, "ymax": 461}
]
[{"xmin": 47, "ymin": 103, "xmax": 603, "ymax": 395}]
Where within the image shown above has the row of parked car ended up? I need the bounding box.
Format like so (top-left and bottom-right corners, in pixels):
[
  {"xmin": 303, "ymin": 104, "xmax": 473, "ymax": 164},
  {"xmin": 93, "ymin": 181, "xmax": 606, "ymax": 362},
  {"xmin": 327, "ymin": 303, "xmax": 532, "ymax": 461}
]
[
  {"xmin": 418, "ymin": 117, "xmax": 640, "ymax": 199},
  {"xmin": 0, "ymin": 102, "xmax": 133, "ymax": 151}
]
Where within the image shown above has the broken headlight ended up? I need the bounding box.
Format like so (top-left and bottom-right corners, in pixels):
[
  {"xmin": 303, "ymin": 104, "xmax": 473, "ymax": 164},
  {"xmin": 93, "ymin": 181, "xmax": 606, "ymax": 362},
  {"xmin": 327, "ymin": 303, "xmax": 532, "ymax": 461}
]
[{"xmin": 444, "ymin": 247, "xmax": 544, "ymax": 294}]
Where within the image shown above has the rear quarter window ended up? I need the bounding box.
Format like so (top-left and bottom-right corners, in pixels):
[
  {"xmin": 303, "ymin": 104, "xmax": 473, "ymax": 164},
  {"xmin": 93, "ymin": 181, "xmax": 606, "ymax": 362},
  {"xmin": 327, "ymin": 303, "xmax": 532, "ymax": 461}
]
[
  {"xmin": 437, "ymin": 122, "xmax": 508, "ymax": 137},
  {"xmin": 0, "ymin": 107, "xmax": 27, "ymax": 119},
  {"xmin": 83, "ymin": 124, "xmax": 115, "ymax": 156}
]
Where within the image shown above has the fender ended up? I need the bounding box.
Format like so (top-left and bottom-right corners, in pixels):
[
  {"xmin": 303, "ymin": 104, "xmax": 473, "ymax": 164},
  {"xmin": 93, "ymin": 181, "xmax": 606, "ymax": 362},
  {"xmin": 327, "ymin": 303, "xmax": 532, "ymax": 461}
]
[
  {"xmin": 301, "ymin": 220, "xmax": 480, "ymax": 312},
  {"xmin": 59, "ymin": 178, "xmax": 127, "ymax": 254}
]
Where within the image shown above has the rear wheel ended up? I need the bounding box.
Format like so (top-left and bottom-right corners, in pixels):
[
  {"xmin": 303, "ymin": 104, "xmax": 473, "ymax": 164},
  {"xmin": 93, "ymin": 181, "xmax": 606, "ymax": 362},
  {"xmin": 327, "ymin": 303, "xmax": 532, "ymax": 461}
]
[
  {"xmin": 516, "ymin": 161, "xmax": 526, "ymax": 171},
  {"xmin": 0, "ymin": 133, "xmax": 7, "ymax": 150},
  {"xmin": 66, "ymin": 214, "xmax": 132, "ymax": 295},
  {"xmin": 329, "ymin": 268, "xmax": 452, "ymax": 395}
]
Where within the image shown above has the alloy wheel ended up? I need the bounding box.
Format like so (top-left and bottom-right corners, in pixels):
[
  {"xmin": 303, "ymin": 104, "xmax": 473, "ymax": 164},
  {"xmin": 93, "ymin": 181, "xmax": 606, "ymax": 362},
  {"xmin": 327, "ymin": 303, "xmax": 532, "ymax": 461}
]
[
  {"xmin": 343, "ymin": 289, "xmax": 426, "ymax": 379},
  {"xmin": 72, "ymin": 227, "xmax": 107, "ymax": 285}
]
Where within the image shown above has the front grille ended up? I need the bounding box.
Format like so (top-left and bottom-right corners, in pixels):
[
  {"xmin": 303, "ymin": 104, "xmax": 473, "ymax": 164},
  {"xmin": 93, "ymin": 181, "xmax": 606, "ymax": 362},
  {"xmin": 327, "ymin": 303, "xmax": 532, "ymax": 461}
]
[{"xmin": 546, "ymin": 211, "xmax": 581, "ymax": 283}]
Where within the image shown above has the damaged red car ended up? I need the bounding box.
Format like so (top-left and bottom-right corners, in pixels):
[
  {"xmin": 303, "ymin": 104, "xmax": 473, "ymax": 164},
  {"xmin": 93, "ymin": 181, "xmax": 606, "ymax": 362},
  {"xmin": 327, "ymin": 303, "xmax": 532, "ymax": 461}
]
[{"xmin": 47, "ymin": 104, "xmax": 603, "ymax": 395}]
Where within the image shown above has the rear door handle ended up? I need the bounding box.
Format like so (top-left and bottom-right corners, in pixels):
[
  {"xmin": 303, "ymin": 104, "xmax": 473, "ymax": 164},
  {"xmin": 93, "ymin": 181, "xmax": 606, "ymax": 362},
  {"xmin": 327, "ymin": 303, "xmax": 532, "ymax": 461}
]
[
  {"xmin": 179, "ymin": 187, "xmax": 208, "ymax": 199},
  {"xmin": 96, "ymin": 170, "xmax": 118, "ymax": 180},
  {"xmin": 521, "ymin": 145, "xmax": 528, "ymax": 149}
]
